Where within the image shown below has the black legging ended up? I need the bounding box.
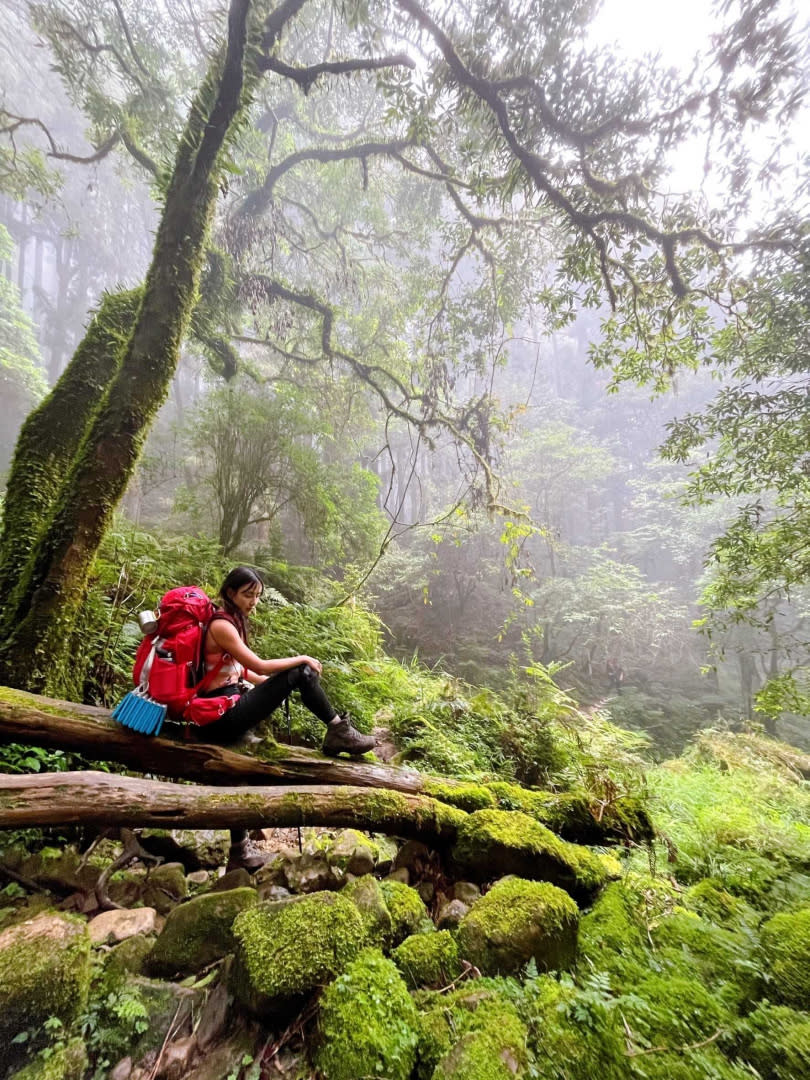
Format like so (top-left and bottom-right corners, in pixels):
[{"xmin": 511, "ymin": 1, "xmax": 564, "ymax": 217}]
[
  {"xmin": 196, "ymin": 663, "xmax": 339, "ymax": 848},
  {"xmin": 196, "ymin": 662, "xmax": 337, "ymax": 742}
]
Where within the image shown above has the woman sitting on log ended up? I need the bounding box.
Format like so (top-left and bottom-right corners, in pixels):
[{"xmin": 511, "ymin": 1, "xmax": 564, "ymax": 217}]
[{"xmin": 199, "ymin": 565, "xmax": 375, "ymax": 870}]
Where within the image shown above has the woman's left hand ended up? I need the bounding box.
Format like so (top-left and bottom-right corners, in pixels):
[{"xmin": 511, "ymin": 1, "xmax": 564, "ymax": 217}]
[{"xmin": 298, "ymin": 655, "xmax": 322, "ymax": 675}]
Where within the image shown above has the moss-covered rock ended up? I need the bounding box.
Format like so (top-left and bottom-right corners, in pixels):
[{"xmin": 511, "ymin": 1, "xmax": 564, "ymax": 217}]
[
  {"xmin": 0, "ymin": 912, "xmax": 91, "ymax": 1043},
  {"xmin": 148, "ymin": 886, "xmax": 257, "ymax": 977},
  {"xmin": 761, "ymin": 908, "xmax": 810, "ymax": 1009},
  {"xmin": 683, "ymin": 879, "xmax": 757, "ymax": 929},
  {"xmin": 231, "ymin": 892, "xmax": 366, "ymax": 1016},
  {"xmin": 379, "ymin": 879, "xmax": 430, "ymax": 946},
  {"xmin": 457, "ymin": 878, "xmax": 578, "ymax": 976},
  {"xmin": 523, "ymin": 974, "xmax": 625, "ymax": 1080},
  {"xmin": 450, "ymin": 810, "xmax": 613, "ymax": 901},
  {"xmin": 102, "ymin": 933, "xmax": 156, "ymax": 980},
  {"xmin": 8, "ymin": 1037, "xmax": 87, "ymax": 1080},
  {"xmin": 324, "ymin": 830, "xmax": 378, "ymax": 876},
  {"xmin": 729, "ymin": 1002, "xmax": 810, "ymax": 1080},
  {"xmin": 342, "ymin": 874, "xmax": 393, "ymax": 947},
  {"xmin": 417, "ymin": 990, "xmax": 528, "ymax": 1080},
  {"xmin": 393, "ymin": 930, "xmax": 461, "ymax": 989},
  {"xmin": 142, "ymin": 861, "xmax": 188, "ymax": 914},
  {"xmin": 313, "ymin": 949, "xmax": 420, "ymax": 1080}
]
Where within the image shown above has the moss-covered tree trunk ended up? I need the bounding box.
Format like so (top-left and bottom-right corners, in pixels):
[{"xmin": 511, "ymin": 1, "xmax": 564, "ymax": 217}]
[
  {"xmin": 0, "ymin": 0, "xmax": 254, "ymax": 695},
  {"xmin": 0, "ymin": 289, "xmax": 141, "ymax": 622}
]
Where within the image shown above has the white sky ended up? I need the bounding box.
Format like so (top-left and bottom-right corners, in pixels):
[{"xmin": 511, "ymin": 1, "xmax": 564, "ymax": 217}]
[{"xmin": 588, "ymin": 0, "xmax": 716, "ymax": 66}]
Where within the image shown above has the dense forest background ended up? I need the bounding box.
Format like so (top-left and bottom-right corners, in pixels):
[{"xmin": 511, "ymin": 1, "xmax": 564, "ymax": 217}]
[{"xmin": 2, "ymin": 0, "xmax": 808, "ymax": 756}]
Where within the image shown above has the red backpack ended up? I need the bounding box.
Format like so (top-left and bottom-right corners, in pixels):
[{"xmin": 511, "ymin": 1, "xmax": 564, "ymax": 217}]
[{"xmin": 132, "ymin": 586, "xmax": 229, "ymax": 720}]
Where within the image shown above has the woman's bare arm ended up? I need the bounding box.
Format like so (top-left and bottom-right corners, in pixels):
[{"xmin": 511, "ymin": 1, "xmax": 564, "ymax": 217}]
[{"xmin": 208, "ymin": 620, "xmax": 322, "ymax": 677}]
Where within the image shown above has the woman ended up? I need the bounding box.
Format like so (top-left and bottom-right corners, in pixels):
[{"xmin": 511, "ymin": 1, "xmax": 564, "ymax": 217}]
[{"xmin": 199, "ymin": 566, "xmax": 375, "ymax": 871}]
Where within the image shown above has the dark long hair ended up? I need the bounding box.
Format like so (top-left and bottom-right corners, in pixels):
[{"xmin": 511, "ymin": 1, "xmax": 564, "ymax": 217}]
[{"xmin": 219, "ymin": 566, "xmax": 264, "ymax": 641}]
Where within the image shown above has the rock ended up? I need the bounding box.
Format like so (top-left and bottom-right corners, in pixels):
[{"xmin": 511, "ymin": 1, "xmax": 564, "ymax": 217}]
[
  {"xmin": 0, "ymin": 912, "xmax": 91, "ymax": 1045},
  {"xmin": 456, "ymin": 878, "xmax": 579, "ymax": 976},
  {"xmin": 284, "ymin": 850, "xmax": 340, "ymax": 893},
  {"xmin": 256, "ymin": 884, "xmax": 292, "ymax": 903},
  {"xmin": 127, "ymin": 978, "xmax": 203, "ymax": 1062},
  {"xmin": 384, "ymin": 867, "xmax": 410, "ymax": 885},
  {"xmin": 393, "ymin": 839, "xmax": 431, "ymax": 875},
  {"xmin": 393, "ymin": 930, "xmax": 462, "ymax": 989},
  {"xmin": 254, "ymin": 848, "xmax": 296, "ymax": 888},
  {"xmin": 342, "ymin": 875, "xmax": 393, "ymax": 947},
  {"xmin": 372, "ymin": 837, "xmax": 399, "ymax": 876},
  {"xmin": 417, "ymin": 990, "xmax": 528, "ymax": 1080},
  {"xmin": 231, "ymin": 891, "xmax": 367, "ymax": 1016},
  {"xmin": 140, "ymin": 829, "xmax": 230, "ymax": 871},
  {"xmin": 187, "ymin": 871, "xmax": 210, "ymax": 887},
  {"xmin": 158, "ymin": 1035, "xmax": 196, "ymax": 1080},
  {"xmin": 195, "ymin": 981, "xmax": 230, "ymax": 1052},
  {"xmin": 210, "ymin": 868, "xmax": 252, "ymax": 893},
  {"xmin": 450, "ymin": 810, "xmax": 614, "ymax": 902},
  {"xmin": 452, "ymin": 882, "xmax": 481, "ymax": 905},
  {"xmin": 324, "ymin": 830, "xmax": 376, "ymax": 876},
  {"xmin": 418, "ymin": 881, "xmax": 435, "ymax": 905},
  {"xmin": 379, "ymin": 879, "xmax": 430, "ymax": 946},
  {"xmin": 103, "ymin": 935, "xmax": 156, "ymax": 980},
  {"xmin": 313, "ymin": 950, "xmax": 419, "ymax": 1080},
  {"xmin": 143, "ymin": 863, "xmax": 188, "ymax": 915},
  {"xmin": 106, "ymin": 869, "xmax": 146, "ymax": 908},
  {"xmin": 88, "ymin": 907, "xmax": 157, "ymax": 945},
  {"xmin": 438, "ymin": 899, "xmax": 469, "ymax": 930},
  {"xmin": 110, "ymin": 1057, "xmax": 133, "ymax": 1080},
  {"xmin": 149, "ymin": 887, "xmax": 258, "ymax": 977},
  {"xmin": 9, "ymin": 1037, "xmax": 88, "ymax": 1080}
]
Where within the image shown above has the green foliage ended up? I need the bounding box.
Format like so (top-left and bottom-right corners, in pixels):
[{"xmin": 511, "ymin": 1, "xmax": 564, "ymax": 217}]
[
  {"xmin": 761, "ymin": 909, "xmax": 810, "ymax": 1009},
  {"xmin": 314, "ymin": 949, "xmax": 420, "ymax": 1080}
]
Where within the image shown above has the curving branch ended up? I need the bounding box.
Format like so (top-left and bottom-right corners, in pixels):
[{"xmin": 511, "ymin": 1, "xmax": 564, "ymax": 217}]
[
  {"xmin": 259, "ymin": 51, "xmax": 416, "ymax": 92},
  {"xmin": 0, "ymin": 111, "xmax": 120, "ymax": 164},
  {"xmin": 239, "ymin": 139, "xmax": 413, "ymax": 218}
]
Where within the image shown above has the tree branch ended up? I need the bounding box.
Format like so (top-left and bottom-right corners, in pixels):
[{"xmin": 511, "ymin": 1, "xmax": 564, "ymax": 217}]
[{"xmin": 258, "ymin": 52, "xmax": 416, "ymax": 92}]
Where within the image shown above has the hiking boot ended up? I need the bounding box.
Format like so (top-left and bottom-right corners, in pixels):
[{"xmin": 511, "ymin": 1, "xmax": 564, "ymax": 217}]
[
  {"xmin": 322, "ymin": 715, "xmax": 376, "ymax": 757},
  {"xmin": 226, "ymin": 837, "xmax": 269, "ymax": 874}
]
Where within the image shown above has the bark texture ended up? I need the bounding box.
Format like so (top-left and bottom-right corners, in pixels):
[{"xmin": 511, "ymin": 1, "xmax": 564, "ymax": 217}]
[{"xmin": 0, "ymin": 772, "xmax": 464, "ymax": 843}]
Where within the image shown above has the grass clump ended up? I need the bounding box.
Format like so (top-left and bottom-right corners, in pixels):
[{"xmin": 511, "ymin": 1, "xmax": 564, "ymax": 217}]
[{"xmin": 760, "ymin": 908, "xmax": 810, "ymax": 1009}]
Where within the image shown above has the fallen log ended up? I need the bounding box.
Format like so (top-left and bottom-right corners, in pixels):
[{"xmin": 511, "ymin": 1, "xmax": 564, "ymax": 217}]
[
  {"xmin": 0, "ymin": 772, "xmax": 618, "ymax": 901},
  {"xmin": 0, "ymin": 686, "xmax": 653, "ymax": 844},
  {"xmin": 0, "ymin": 771, "xmax": 464, "ymax": 842}
]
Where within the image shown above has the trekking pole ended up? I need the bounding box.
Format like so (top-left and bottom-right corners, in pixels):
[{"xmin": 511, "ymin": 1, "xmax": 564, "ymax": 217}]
[{"xmin": 284, "ymin": 696, "xmax": 303, "ymax": 854}]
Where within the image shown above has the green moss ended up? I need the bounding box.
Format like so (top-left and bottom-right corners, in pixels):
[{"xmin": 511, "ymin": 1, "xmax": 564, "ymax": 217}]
[
  {"xmin": 729, "ymin": 1002, "xmax": 810, "ymax": 1080},
  {"xmin": 422, "ymin": 780, "xmax": 498, "ymax": 812},
  {"xmin": 451, "ymin": 810, "xmax": 611, "ymax": 900},
  {"xmin": 523, "ymin": 974, "xmax": 626, "ymax": 1080},
  {"xmin": 761, "ymin": 908, "xmax": 810, "ymax": 1009},
  {"xmin": 149, "ymin": 886, "xmax": 257, "ymax": 977},
  {"xmin": 393, "ymin": 930, "xmax": 461, "ymax": 989},
  {"xmin": 0, "ymin": 911, "xmax": 91, "ymax": 1043},
  {"xmin": 379, "ymin": 879, "xmax": 430, "ymax": 946},
  {"xmin": 622, "ymin": 973, "xmax": 731, "ymax": 1047},
  {"xmin": 231, "ymin": 892, "xmax": 366, "ymax": 1015},
  {"xmin": 457, "ymin": 877, "xmax": 578, "ymax": 976},
  {"xmin": 652, "ymin": 911, "xmax": 757, "ymax": 1006},
  {"xmin": 103, "ymin": 933, "xmax": 155, "ymax": 981},
  {"xmin": 9, "ymin": 1038, "xmax": 88, "ymax": 1080},
  {"xmin": 313, "ymin": 949, "xmax": 419, "ymax": 1080},
  {"xmin": 683, "ymin": 879, "xmax": 758, "ymax": 928},
  {"xmin": 342, "ymin": 874, "xmax": 393, "ymax": 947},
  {"xmin": 418, "ymin": 992, "xmax": 528, "ymax": 1080}
]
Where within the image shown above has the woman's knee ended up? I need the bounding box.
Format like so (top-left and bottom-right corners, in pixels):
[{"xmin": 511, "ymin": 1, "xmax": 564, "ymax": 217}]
[{"xmin": 289, "ymin": 662, "xmax": 319, "ymax": 688}]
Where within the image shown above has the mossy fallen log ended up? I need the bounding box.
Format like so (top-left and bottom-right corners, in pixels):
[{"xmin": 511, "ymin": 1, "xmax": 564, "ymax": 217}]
[
  {"xmin": 0, "ymin": 773, "xmax": 617, "ymax": 900},
  {"xmin": 0, "ymin": 686, "xmax": 653, "ymax": 844}
]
